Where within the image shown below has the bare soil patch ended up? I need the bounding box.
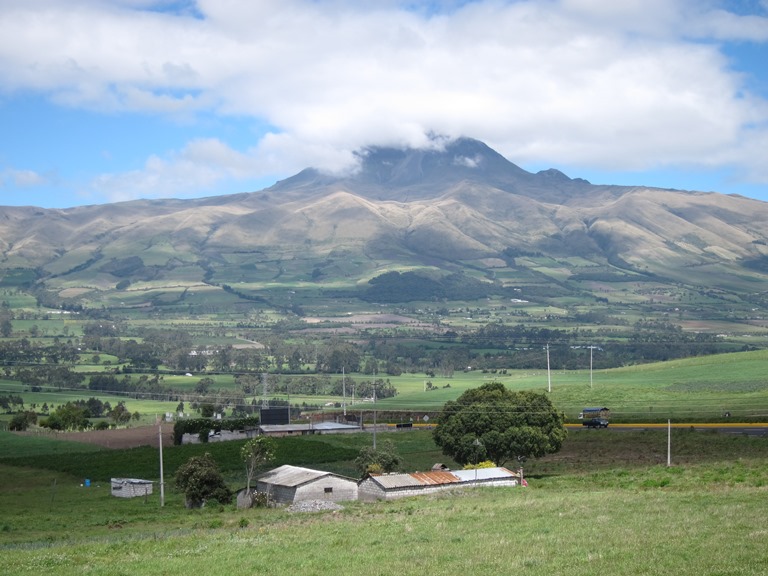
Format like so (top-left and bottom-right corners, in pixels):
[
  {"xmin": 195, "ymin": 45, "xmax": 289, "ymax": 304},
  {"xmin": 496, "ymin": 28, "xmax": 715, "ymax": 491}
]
[{"xmin": 54, "ymin": 423, "xmax": 174, "ymax": 449}]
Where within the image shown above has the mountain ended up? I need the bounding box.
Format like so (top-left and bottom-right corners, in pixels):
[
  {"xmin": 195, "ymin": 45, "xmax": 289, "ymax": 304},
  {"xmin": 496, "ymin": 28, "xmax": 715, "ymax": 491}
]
[{"xmin": 1, "ymin": 137, "xmax": 767, "ymax": 318}]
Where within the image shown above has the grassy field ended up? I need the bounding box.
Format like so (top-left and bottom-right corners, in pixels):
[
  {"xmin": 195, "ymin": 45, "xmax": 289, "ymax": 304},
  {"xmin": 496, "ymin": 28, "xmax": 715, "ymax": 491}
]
[
  {"xmin": 5, "ymin": 348, "xmax": 768, "ymax": 427},
  {"xmin": 1, "ymin": 427, "xmax": 767, "ymax": 575},
  {"xmin": 3, "ymin": 346, "xmax": 768, "ymax": 433},
  {"xmin": 374, "ymin": 349, "xmax": 768, "ymax": 422}
]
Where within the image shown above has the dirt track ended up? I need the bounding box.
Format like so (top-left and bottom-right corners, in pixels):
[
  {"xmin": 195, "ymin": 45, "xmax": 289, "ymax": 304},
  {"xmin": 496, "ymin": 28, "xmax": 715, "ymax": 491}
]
[{"xmin": 54, "ymin": 422, "xmax": 174, "ymax": 449}]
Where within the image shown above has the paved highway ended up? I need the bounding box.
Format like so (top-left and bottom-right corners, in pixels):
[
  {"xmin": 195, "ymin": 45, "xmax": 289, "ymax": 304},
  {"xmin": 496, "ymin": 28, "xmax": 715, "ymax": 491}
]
[{"xmin": 566, "ymin": 422, "xmax": 768, "ymax": 436}]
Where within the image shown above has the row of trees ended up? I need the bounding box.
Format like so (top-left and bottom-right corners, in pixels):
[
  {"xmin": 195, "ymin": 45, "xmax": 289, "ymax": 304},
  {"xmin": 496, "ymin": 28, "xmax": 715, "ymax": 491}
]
[
  {"xmin": 8, "ymin": 399, "xmax": 140, "ymax": 431},
  {"xmin": 1, "ymin": 317, "xmax": 738, "ymax": 384}
]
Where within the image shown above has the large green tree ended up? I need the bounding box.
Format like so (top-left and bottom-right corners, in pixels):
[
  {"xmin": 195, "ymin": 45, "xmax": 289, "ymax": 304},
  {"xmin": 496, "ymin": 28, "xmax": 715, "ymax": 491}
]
[{"xmin": 432, "ymin": 382, "xmax": 566, "ymax": 467}]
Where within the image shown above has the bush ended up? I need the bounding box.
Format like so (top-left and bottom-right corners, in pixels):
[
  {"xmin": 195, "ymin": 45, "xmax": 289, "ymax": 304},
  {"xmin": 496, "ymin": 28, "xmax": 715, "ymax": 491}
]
[
  {"xmin": 251, "ymin": 491, "xmax": 272, "ymax": 508},
  {"xmin": 174, "ymin": 453, "xmax": 232, "ymax": 508},
  {"xmin": 172, "ymin": 416, "xmax": 260, "ymax": 445},
  {"xmin": 355, "ymin": 440, "xmax": 402, "ymax": 476},
  {"xmin": 8, "ymin": 411, "xmax": 36, "ymax": 431}
]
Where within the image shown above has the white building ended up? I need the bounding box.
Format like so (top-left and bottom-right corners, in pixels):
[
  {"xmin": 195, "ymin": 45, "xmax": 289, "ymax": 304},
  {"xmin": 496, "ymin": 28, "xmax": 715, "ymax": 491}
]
[
  {"xmin": 251, "ymin": 465, "xmax": 359, "ymax": 505},
  {"xmin": 111, "ymin": 478, "xmax": 153, "ymax": 498},
  {"xmin": 358, "ymin": 467, "xmax": 520, "ymax": 501}
]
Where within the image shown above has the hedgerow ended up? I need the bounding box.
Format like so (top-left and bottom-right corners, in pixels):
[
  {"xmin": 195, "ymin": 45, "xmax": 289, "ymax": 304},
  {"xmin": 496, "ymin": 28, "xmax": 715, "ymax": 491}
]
[{"xmin": 172, "ymin": 416, "xmax": 260, "ymax": 445}]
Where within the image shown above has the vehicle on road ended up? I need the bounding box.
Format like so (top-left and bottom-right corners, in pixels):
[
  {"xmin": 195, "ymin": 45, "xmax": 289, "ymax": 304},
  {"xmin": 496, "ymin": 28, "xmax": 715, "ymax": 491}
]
[{"xmin": 582, "ymin": 418, "xmax": 609, "ymax": 428}]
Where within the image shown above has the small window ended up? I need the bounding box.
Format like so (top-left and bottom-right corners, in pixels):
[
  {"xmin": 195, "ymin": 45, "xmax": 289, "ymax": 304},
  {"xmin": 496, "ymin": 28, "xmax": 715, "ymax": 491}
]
[{"xmin": 324, "ymin": 487, "xmax": 333, "ymax": 494}]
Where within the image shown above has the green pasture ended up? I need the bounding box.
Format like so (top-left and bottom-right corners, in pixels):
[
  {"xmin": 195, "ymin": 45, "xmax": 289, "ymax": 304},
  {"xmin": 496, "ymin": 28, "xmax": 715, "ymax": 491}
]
[
  {"xmin": 4, "ymin": 349, "xmax": 768, "ymax": 424},
  {"xmin": 2, "ymin": 428, "xmax": 768, "ymax": 575},
  {"xmin": 371, "ymin": 349, "xmax": 768, "ymax": 422},
  {"xmin": 0, "ymin": 380, "xmax": 179, "ymax": 417}
]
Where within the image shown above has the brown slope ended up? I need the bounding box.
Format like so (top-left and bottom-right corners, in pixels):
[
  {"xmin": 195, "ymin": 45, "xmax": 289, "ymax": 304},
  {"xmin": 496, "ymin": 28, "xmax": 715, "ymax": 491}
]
[{"xmin": 1, "ymin": 139, "xmax": 768, "ymax": 297}]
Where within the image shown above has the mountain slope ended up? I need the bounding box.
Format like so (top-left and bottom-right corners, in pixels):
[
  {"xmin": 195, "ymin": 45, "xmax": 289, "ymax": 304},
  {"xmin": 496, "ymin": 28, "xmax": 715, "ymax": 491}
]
[{"xmin": 1, "ymin": 137, "xmax": 767, "ymax": 314}]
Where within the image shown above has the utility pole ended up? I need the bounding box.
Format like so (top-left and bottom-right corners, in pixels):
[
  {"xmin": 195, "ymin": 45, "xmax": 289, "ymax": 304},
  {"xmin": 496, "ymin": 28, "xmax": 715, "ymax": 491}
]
[
  {"xmin": 590, "ymin": 345, "xmax": 594, "ymax": 389},
  {"xmin": 158, "ymin": 421, "xmax": 165, "ymax": 507},
  {"xmin": 342, "ymin": 367, "xmax": 347, "ymax": 417},
  {"xmin": 373, "ymin": 382, "xmax": 377, "ymax": 450},
  {"xmin": 667, "ymin": 419, "xmax": 672, "ymax": 467},
  {"xmin": 546, "ymin": 343, "xmax": 551, "ymax": 393}
]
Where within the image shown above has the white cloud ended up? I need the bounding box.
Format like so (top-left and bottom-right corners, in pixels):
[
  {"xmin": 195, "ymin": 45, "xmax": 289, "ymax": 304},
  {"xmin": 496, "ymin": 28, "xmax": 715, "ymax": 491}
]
[
  {"xmin": 1, "ymin": 168, "xmax": 49, "ymax": 187},
  {"xmin": 89, "ymin": 138, "xmax": 257, "ymax": 201},
  {"xmin": 1, "ymin": 0, "xmax": 767, "ymax": 201}
]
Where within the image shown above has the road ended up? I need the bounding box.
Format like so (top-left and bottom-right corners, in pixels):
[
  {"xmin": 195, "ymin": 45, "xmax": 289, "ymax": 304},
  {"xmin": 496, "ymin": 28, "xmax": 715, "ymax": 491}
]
[{"xmin": 566, "ymin": 422, "xmax": 768, "ymax": 436}]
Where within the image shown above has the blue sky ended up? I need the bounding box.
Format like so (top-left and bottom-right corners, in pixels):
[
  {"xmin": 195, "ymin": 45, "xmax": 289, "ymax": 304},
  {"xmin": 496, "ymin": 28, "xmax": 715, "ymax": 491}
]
[{"xmin": 1, "ymin": 0, "xmax": 767, "ymax": 209}]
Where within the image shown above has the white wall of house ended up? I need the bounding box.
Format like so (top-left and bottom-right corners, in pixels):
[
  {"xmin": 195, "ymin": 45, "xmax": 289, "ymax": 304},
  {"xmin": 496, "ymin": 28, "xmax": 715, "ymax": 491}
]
[
  {"xmin": 359, "ymin": 476, "xmax": 518, "ymax": 501},
  {"xmin": 257, "ymin": 475, "xmax": 358, "ymax": 504},
  {"xmin": 294, "ymin": 475, "xmax": 358, "ymax": 503},
  {"xmin": 111, "ymin": 478, "xmax": 153, "ymax": 498}
]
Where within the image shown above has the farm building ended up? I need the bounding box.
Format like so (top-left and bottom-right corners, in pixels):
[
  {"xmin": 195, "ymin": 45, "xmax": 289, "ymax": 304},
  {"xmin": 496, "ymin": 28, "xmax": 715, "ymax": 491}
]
[
  {"xmin": 111, "ymin": 478, "xmax": 153, "ymax": 498},
  {"xmin": 358, "ymin": 467, "xmax": 520, "ymax": 502},
  {"xmin": 252, "ymin": 465, "xmax": 359, "ymax": 505},
  {"xmin": 259, "ymin": 421, "xmax": 361, "ymax": 437}
]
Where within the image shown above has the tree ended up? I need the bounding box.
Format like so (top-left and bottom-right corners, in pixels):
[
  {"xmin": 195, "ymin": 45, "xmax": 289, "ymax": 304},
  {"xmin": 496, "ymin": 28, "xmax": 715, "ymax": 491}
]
[
  {"xmin": 174, "ymin": 453, "xmax": 232, "ymax": 508},
  {"xmin": 108, "ymin": 402, "xmax": 132, "ymax": 425},
  {"xmin": 432, "ymin": 382, "xmax": 566, "ymax": 467},
  {"xmin": 354, "ymin": 440, "xmax": 402, "ymax": 476},
  {"xmin": 41, "ymin": 402, "xmax": 90, "ymax": 431},
  {"xmin": 195, "ymin": 377, "xmax": 214, "ymax": 395},
  {"xmin": 241, "ymin": 437, "xmax": 276, "ymax": 494},
  {"xmin": 0, "ymin": 313, "xmax": 12, "ymax": 337},
  {"xmin": 9, "ymin": 411, "xmax": 37, "ymax": 431}
]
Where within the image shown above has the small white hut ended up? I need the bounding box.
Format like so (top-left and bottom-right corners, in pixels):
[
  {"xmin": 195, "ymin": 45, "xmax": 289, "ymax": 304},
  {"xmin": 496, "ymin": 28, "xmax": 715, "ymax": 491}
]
[{"xmin": 111, "ymin": 478, "xmax": 154, "ymax": 498}]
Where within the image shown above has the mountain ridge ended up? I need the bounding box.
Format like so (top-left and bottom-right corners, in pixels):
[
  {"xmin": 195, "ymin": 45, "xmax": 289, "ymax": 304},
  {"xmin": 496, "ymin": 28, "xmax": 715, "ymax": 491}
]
[{"xmin": 1, "ymin": 137, "xmax": 767, "ymax": 314}]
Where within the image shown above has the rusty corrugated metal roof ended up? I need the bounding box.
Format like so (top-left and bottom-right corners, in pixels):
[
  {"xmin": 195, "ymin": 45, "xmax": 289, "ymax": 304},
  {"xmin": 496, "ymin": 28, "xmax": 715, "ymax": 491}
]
[{"xmin": 410, "ymin": 471, "xmax": 460, "ymax": 485}]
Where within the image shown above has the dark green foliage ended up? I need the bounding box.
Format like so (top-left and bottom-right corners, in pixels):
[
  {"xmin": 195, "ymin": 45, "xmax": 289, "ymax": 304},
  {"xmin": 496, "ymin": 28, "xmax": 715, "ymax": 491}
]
[
  {"xmin": 172, "ymin": 416, "xmax": 260, "ymax": 445},
  {"xmin": 39, "ymin": 402, "xmax": 91, "ymax": 431},
  {"xmin": 174, "ymin": 453, "xmax": 232, "ymax": 508},
  {"xmin": 0, "ymin": 267, "xmax": 37, "ymax": 288},
  {"xmin": 433, "ymin": 382, "xmax": 566, "ymax": 467},
  {"xmin": 742, "ymin": 255, "xmax": 768, "ymax": 273},
  {"xmin": 108, "ymin": 401, "xmax": 132, "ymax": 424},
  {"xmin": 0, "ymin": 394, "xmax": 24, "ymax": 412},
  {"xmin": 363, "ymin": 271, "xmax": 502, "ymax": 303},
  {"xmin": 0, "ymin": 435, "xmax": 360, "ymax": 481},
  {"xmin": 8, "ymin": 411, "xmax": 36, "ymax": 431},
  {"xmin": 354, "ymin": 440, "xmax": 402, "ymax": 476},
  {"xmin": 99, "ymin": 256, "xmax": 148, "ymax": 278}
]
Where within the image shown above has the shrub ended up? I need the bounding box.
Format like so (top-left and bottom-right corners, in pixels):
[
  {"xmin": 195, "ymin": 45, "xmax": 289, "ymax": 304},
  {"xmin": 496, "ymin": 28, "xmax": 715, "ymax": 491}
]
[
  {"xmin": 355, "ymin": 440, "xmax": 402, "ymax": 476},
  {"xmin": 9, "ymin": 411, "xmax": 36, "ymax": 431},
  {"xmin": 174, "ymin": 453, "xmax": 232, "ymax": 508}
]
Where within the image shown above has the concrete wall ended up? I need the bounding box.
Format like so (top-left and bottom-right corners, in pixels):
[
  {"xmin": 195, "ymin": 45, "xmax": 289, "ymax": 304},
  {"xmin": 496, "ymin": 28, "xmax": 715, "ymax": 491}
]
[
  {"xmin": 257, "ymin": 476, "xmax": 358, "ymax": 504},
  {"xmin": 358, "ymin": 477, "xmax": 517, "ymax": 501},
  {"xmin": 111, "ymin": 479, "xmax": 153, "ymax": 498},
  {"xmin": 294, "ymin": 476, "xmax": 358, "ymax": 503}
]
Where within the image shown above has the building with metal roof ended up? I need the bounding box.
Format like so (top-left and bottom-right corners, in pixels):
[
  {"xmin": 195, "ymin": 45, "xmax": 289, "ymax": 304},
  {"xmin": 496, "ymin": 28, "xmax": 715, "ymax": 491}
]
[
  {"xmin": 246, "ymin": 465, "xmax": 359, "ymax": 505},
  {"xmin": 358, "ymin": 467, "xmax": 520, "ymax": 501}
]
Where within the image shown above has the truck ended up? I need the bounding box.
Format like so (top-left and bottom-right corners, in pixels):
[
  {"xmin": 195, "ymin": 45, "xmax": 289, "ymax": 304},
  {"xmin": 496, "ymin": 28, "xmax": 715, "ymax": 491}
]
[
  {"xmin": 580, "ymin": 407, "xmax": 610, "ymax": 428},
  {"xmin": 582, "ymin": 418, "xmax": 609, "ymax": 428}
]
